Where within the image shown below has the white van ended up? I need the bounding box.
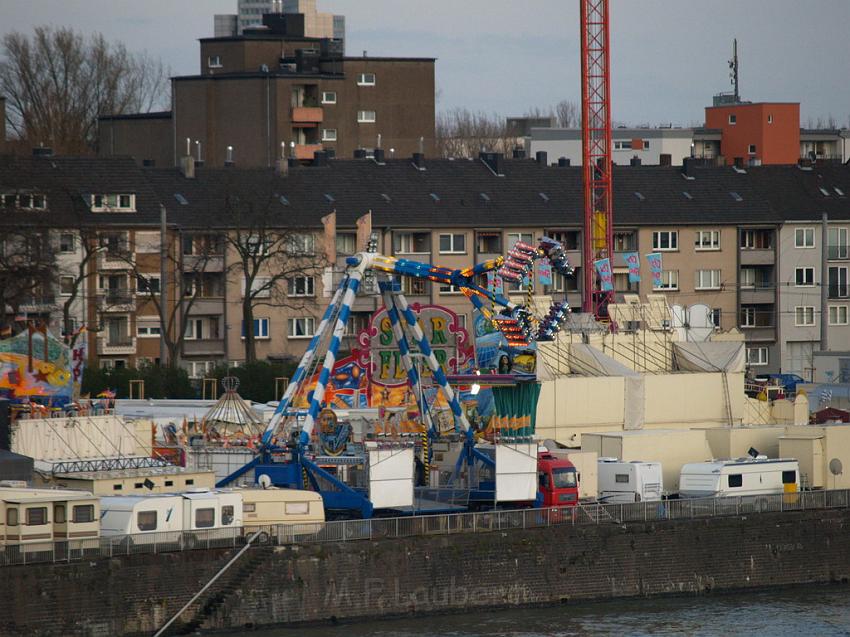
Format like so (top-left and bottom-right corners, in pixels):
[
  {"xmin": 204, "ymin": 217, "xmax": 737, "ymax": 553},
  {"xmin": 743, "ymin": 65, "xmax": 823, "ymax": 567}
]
[
  {"xmin": 597, "ymin": 459, "xmax": 663, "ymax": 504},
  {"xmin": 678, "ymin": 458, "xmax": 800, "ymax": 499}
]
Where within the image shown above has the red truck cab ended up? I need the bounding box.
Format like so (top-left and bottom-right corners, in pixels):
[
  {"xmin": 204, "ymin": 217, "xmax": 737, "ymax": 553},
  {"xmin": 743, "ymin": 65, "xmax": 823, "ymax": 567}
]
[{"xmin": 537, "ymin": 452, "xmax": 579, "ymax": 506}]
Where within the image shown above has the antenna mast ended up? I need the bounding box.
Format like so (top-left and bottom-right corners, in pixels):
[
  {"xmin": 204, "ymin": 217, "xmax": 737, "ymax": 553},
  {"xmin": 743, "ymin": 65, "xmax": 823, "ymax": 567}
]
[{"xmin": 729, "ymin": 38, "xmax": 739, "ymax": 102}]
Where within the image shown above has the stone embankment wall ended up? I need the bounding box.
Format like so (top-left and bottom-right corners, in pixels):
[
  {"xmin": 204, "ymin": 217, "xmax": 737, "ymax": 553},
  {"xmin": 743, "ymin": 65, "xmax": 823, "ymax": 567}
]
[{"xmin": 2, "ymin": 509, "xmax": 850, "ymax": 636}]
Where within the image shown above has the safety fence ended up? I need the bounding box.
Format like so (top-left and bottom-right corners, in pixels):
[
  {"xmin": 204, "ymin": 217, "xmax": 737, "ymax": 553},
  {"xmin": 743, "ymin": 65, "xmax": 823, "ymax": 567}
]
[{"xmin": 2, "ymin": 488, "xmax": 850, "ymax": 567}]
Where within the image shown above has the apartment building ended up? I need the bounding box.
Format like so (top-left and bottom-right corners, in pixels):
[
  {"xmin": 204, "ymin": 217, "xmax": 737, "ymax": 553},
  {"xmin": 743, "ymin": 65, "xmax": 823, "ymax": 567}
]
[
  {"xmin": 215, "ymin": 0, "xmax": 345, "ymax": 39},
  {"xmin": 5, "ymin": 150, "xmax": 850, "ymax": 379},
  {"xmin": 99, "ymin": 12, "xmax": 433, "ymax": 168}
]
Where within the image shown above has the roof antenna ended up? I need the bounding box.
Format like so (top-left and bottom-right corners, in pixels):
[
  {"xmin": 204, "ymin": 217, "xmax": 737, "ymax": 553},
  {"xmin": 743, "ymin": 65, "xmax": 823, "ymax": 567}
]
[{"xmin": 729, "ymin": 38, "xmax": 740, "ymax": 102}]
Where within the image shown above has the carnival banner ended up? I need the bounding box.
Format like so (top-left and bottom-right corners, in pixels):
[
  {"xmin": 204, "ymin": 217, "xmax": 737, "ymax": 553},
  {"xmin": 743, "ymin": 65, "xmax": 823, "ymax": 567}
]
[
  {"xmin": 537, "ymin": 258, "xmax": 553, "ymax": 286},
  {"xmin": 594, "ymin": 258, "xmax": 614, "ymax": 292},
  {"xmin": 646, "ymin": 252, "xmax": 663, "ymax": 288},
  {"xmin": 623, "ymin": 251, "xmax": 641, "ymax": 282}
]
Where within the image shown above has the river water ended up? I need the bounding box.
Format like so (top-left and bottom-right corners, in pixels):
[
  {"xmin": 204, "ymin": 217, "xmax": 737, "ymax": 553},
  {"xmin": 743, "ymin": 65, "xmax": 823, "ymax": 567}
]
[{"xmin": 225, "ymin": 584, "xmax": 850, "ymax": 636}]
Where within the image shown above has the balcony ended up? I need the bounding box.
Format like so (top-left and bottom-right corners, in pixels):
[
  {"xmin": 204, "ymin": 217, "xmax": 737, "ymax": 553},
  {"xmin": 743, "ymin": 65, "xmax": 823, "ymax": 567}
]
[
  {"xmin": 739, "ymin": 286, "xmax": 775, "ymax": 304},
  {"xmin": 19, "ymin": 296, "xmax": 57, "ymax": 311},
  {"xmin": 97, "ymin": 336, "xmax": 137, "ymax": 355},
  {"xmin": 98, "ymin": 291, "xmax": 134, "ymax": 311},
  {"xmin": 740, "ymin": 326, "xmax": 776, "ymax": 342},
  {"xmin": 98, "ymin": 251, "xmax": 133, "ymax": 270},
  {"xmin": 291, "ymin": 107, "xmax": 324, "ymax": 126},
  {"xmin": 293, "ymin": 144, "xmax": 323, "ymax": 161},
  {"xmin": 183, "ymin": 254, "xmax": 224, "ymax": 272},
  {"xmin": 187, "ymin": 298, "xmax": 225, "ymax": 315},
  {"xmin": 182, "ymin": 339, "xmax": 226, "ymax": 356},
  {"xmin": 739, "ymin": 249, "xmax": 775, "ymax": 266}
]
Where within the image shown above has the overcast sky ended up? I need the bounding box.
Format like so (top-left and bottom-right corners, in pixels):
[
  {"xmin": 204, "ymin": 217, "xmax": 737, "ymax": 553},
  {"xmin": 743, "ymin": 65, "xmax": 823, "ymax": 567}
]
[{"xmin": 2, "ymin": 0, "xmax": 848, "ymax": 127}]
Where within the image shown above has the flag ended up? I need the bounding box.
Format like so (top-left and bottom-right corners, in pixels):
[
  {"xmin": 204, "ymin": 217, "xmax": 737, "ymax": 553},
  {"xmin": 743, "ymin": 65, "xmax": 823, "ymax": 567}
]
[
  {"xmin": 623, "ymin": 252, "xmax": 641, "ymax": 282},
  {"xmin": 594, "ymin": 258, "xmax": 614, "ymax": 292},
  {"xmin": 646, "ymin": 253, "xmax": 663, "ymax": 288},
  {"xmin": 537, "ymin": 259, "xmax": 553, "ymax": 286},
  {"xmin": 321, "ymin": 211, "xmax": 337, "ymax": 263},
  {"xmin": 486, "ymin": 271, "xmax": 495, "ymax": 293}
]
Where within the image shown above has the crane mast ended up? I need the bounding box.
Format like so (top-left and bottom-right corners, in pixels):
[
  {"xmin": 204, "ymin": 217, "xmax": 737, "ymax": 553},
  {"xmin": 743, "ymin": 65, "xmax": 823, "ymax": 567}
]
[{"xmin": 580, "ymin": 0, "xmax": 614, "ymax": 317}]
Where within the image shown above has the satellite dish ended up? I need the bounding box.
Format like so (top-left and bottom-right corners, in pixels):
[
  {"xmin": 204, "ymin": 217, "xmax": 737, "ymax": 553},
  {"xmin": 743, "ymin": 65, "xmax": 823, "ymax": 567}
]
[
  {"xmin": 829, "ymin": 458, "xmax": 843, "ymax": 476},
  {"xmin": 258, "ymin": 474, "xmax": 273, "ymax": 489}
]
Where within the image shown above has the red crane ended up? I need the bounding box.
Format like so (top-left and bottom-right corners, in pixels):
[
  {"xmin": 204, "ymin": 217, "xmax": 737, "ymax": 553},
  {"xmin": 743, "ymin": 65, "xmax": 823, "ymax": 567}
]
[{"xmin": 580, "ymin": 0, "xmax": 614, "ymax": 317}]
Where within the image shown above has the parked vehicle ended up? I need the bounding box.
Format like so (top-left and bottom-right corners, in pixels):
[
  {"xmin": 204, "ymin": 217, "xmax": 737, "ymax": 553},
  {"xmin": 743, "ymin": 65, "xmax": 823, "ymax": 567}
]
[
  {"xmin": 537, "ymin": 452, "xmax": 579, "ymax": 506},
  {"xmin": 679, "ymin": 457, "xmax": 800, "ymax": 499},
  {"xmin": 597, "ymin": 458, "xmax": 663, "ymax": 503},
  {"xmin": 238, "ymin": 487, "xmax": 325, "ymax": 538},
  {"xmin": 0, "ymin": 487, "xmax": 100, "ymax": 551}
]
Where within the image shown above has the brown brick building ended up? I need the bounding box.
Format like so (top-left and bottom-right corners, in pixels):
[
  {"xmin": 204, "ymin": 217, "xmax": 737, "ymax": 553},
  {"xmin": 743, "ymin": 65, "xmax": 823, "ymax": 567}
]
[{"xmin": 99, "ymin": 17, "xmax": 435, "ymax": 168}]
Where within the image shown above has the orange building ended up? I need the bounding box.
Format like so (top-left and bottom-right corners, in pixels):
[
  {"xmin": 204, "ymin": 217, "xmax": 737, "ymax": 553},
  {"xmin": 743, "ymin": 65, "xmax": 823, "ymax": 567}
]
[{"xmin": 705, "ymin": 102, "xmax": 800, "ymax": 166}]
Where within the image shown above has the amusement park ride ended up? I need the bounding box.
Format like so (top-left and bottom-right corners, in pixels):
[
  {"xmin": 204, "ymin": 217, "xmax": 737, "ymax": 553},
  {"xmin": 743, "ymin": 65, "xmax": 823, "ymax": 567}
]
[{"xmin": 218, "ymin": 0, "xmax": 613, "ymax": 518}]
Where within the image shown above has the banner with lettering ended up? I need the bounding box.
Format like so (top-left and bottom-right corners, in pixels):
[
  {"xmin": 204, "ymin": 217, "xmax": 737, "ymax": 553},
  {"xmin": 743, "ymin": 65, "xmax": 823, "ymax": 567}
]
[
  {"xmin": 646, "ymin": 253, "xmax": 663, "ymax": 288},
  {"xmin": 594, "ymin": 258, "xmax": 614, "ymax": 292},
  {"xmin": 537, "ymin": 259, "xmax": 553, "ymax": 286},
  {"xmin": 623, "ymin": 252, "xmax": 641, "ymax": 282}
]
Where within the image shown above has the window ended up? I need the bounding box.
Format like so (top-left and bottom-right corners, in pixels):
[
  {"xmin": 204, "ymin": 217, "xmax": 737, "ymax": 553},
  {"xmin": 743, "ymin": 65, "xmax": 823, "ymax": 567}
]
[
  {"xmin": 345, "ymin": 313, "xmax": 370, "ymax": 336},
  {"xmin": 695, "ymin": 269, "xmax": 721, "ymax": 290},
  {"xmin": 728, "ymin": 114, "xmax": 737, "ymax": 125},
  {"xmin": 402, "ymin": 277, "xmax": 427, "ymax": 296},
  {"xmin": 357, "ymin": 110, "xmax": 376, "ymax": 123},
  {"xmin": 242, "ymin": 317, "xmax": 270, "ymax": 339},
  {"xmin": 243, "ymin": 503, "xmax": 257, "ymax": 513},
  {"xmin": 614, "ymin": 474, "xmax": 630, "ymax": 483},
  {"xmin": 137, "ymin": 274, "xmax": 160, "ymax": 294},
  {"xmin": 182, "ymin": 235, "xmax": 195, "ymax": 255},
  {"xmin": 288, "ymin": 317, "xmax": 315, "ymax": 338},
  {"xmin": 740, "ymin": 268, "xmax": 755, "ymax": 289},
  {"xmin": 112, "ymin": 484, "xmax": 123, "ymax": 490},
  {"xmin": 652, "ymin": 231, "xmax": 678, "ymax": 251},
  {"xmin": 748, "ymin": 144, "xmax": 757, "ymax": 154},
  {"xmin": 208, "ymin": 55, "xmax": 222, "ymax": 68},
  {"xmin": 90, "ymin": 193, "xmax": 135, "ymax": 212},
  {"xmin": 322, "ymin": 128, "xmax": 337, "ymax": 142},
  {"xmin": 60, "ymin": 276, "xmax": 75, "ymax": 295},
  {"xmin": 336, "ymin": 233, "xmax": 357, "ymax": 255},
  {"xmin": 768, "ymin": 114, "xmax": 773, "ymax": 124},
  {"xmin": 241, "ymin": 276, "xmax": 271, "ymax": 299},
  {"xmin": 740, "ymin": 229, "xmax": 773, "ymax": 250},
  {"xmin": 6, "ymin": 508, "xmax": 17, "ymax": 526},
  {"xmin": 727, "ymin": 474, "xmax": 743, "ymax": 488},
  {"xmin": 711, "ymin": 308, "xmax": 722, "ymax": 328},
  {"xmin": 322, "ymin": 91, "xmax": 337, "ymax": 104},
  {"xmin": 439, "ymin": 283, "xmax": 462, "ymax": 294},
  {"xmin": 164, "ymin": 481, "xmax": 173, "ymax": 487},
  {"xmin": 59, "ymin": 233, "xmax": 75, "ymax": 253},
  {"xmin": 475, "ymin": 233, "xmax": 501, "ymax": 253},
  {"xmin": 137, "ymin": 319, "xmax": 162, "ymax": 338},
  {"xmin": 695, "ymin": 230, "xmax": 720, "ymax": 250},
  {"xmin": 795, "ymin": 267, "xmax": 815, "ymax": 287},
  {"xmin": 26, "ymin": 507, "xmax": 47, "ymax": 526},
  {"xmin": 287, "ymin": 276, "xmax": 315, "ymax": 297},
  {"xmin": 507, "ymin": 233, "xmax": 534, "ymax": 249},
  {"xmin": 185, "ymin": 479, "xmax": 194, "ymax": 486},
  {"xmin": 795, "ymin": 306, "xmax": 816, "ymax": 326},
  {"xmin": 357, "ymin": 72, "xmax": 376, "ymax": 86},
  {"xmin": 72, "ymin": 505, "xmax": 95, "ymax": 523},
  {"xmin": 828, "ymin": 228, "xmax": 848, "ymax": 260},
  {"xmin": 221, "ymin": 505, "xmax": 235, "ymax": 526},
  {"xmin": 439, "ymin": 233, "xmax": 466, "ymax": 254},
  {"xmin": 612, "ymin": 232, "xmax": 634, "ymax": 251},
  {"xmin": 285, "ymin": 502, "xmax": 310, "ymax": 515},
  {"xmin": 286, "ymin": 233, "xmax": 315, "ymax": 255},
  {"xmin": 189, "ymin": 361, "xmax": 216, "ymax": 379},
  {"xmin": 795, "ymin": 228, "xmax": 815, "ymax": 248},
  {"xmin": 247, "ymin": 234, "xmax": 271, "ymax": 256},
  {"xmin": 54, "ymin": 504, "xmax": 66, "ymax": 524},
  {"xmin": 195, "ymin": 508, "xmax": 215, "ymax": 528},
  {"xmin": 394, "ymin": 232, "xmax": 429, "ymax": 254},
  {"xmin": 829, "ymin": 306, "xmax": 848, "ymax": 326},
  {"xmin": 782, "ymin": 470, "xmax": 797, "ymax": 484},
  {"xmin": 653, "ymin": 270, "xmax": 679, "ymax": 290},
  {"xmin": 829, "ymin": 266, "xmax": 849, "ymax": 298}
]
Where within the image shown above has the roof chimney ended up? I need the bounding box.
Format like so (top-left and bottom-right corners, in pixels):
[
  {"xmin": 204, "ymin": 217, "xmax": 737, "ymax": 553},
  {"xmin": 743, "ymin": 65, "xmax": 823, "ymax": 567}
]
[
  {"xmin": 179, "ymin": 155, "xmax": 195, "ymax": 178},
  {"xmin": 512, "ymin": 147, "xmax": 526, "ymax": 159},
  {"xmin": 630, "ymin": 155, "xmax": 642, "ymax": 167},
  {"xmin": 733, "ymin": 156, "xmax": 744, "ymax": 170},
  {"xmin": 479, "ymin": 151, "xmax": 504, "ymax": 176},
  {"xmin": 535, "ymin": 151, "xmax": 548, "ymax": 166},
  {"xmin": 354, "ymin": 148, "xmax": 367, "ymax": 159},
  {"xmin": 313, "ymin": 150, "xmax": 329, "ymax": 167},
  {"xmin": 32, "ymin": 146, "xmax": 54, "ymax": 158},
  {"xmin": 373, "ymin": 148, "xmax": 385, "ymax": 164},
  {"xmin": 412, "ymin": 152, "xmax": 425, "ymax": 171},
  {"xmin": 659, "ymin": 153, "xmax": 672, "ymax": 167},
  {"xmin": 225, "ymin": 145, "xmax": 235, "ymax": 167},
  {"xmin": 557, "ymin": 157, "xmax": 570, "ymax": 167}
]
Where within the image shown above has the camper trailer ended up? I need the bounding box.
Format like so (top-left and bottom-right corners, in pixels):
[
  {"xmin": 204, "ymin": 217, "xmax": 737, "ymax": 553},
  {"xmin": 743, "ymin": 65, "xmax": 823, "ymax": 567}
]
[
  {"xmin": 238, "ymin": 488, "xmax": 325, "ymax": 537},
  {"xmin": 0, "ymin": 487, "xmax": 100, "ymax": 551},
  {"xmin": 597, "ymin": 459, "xmax": 663, "ymax": 503},
  {"xmin": 679, "ymin": 458, "xmax": 800, "ymax": 499},
  {"xmin": 100, "ymin": 489, "xmax": 243, "ymax": 544}
]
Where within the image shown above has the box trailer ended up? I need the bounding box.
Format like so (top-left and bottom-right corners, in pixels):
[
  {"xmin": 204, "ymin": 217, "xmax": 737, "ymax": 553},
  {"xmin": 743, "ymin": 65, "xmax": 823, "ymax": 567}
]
[
  {"xmin": 679, "ymin": 458, "xmax": 800, "ymax": 499},
  {"xmin": 597, "ymin": 459, "xmax": 663, "ymax": 504}
]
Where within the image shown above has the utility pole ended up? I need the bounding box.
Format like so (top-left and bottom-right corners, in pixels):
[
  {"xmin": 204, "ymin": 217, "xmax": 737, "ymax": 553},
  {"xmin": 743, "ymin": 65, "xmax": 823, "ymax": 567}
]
[{"xmin": 160, "ymin": 203, "xmax": 169, "ymax": 366}]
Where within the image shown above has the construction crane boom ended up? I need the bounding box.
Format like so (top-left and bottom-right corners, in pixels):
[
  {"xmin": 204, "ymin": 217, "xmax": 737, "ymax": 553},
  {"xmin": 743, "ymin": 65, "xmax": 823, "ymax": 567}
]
[{"xmin": 580, "ymin": 0, "xmax": 614, "ymax": 317}]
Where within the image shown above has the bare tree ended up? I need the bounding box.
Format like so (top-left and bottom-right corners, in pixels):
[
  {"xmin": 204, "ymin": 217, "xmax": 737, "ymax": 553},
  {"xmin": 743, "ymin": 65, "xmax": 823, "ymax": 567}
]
[
  {"xmin": 0, "ymin": 226, "xmax": 56, "ymax": 331},
  {"xmin": 0, "ymin": 26, "xmax": 169, "ymax": 154},
  {"xmin": 58, "ymin": 226, "xmax": 100, "ymax": 349},
  {"xmin": 223, "ymin": 194, "xmax": 326, "ymax": 363},
  {"xmin": 436, "ymin": 108, "xmax": 514, "ymax": 158},
  {"xmin": 554, "ymin": 100, "xmax": 580, "ymax": 128}
]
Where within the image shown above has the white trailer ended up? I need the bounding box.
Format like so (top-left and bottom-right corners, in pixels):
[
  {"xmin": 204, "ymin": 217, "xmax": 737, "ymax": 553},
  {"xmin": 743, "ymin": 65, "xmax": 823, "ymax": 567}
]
[
  {"xmin": 597, "ymin": 458, "xmax": 663, "ymax": 504},
  {"xmin": 679, "ymin": 457, "xmax": 800, "ymax": 499}
]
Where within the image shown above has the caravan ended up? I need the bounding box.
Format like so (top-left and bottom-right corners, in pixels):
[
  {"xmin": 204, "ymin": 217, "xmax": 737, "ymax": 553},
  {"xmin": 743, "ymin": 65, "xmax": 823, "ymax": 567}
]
[
  {"xmin": 0, "ymin": 487, "xmax": 100, "ymax": 551},
  {"xmin": 679, "ymin": 458, "xmax": 800, "ymax": 499},
  {"xmin": 597, "ymin": 459, "xmax": 663, "ymax": 503}
]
